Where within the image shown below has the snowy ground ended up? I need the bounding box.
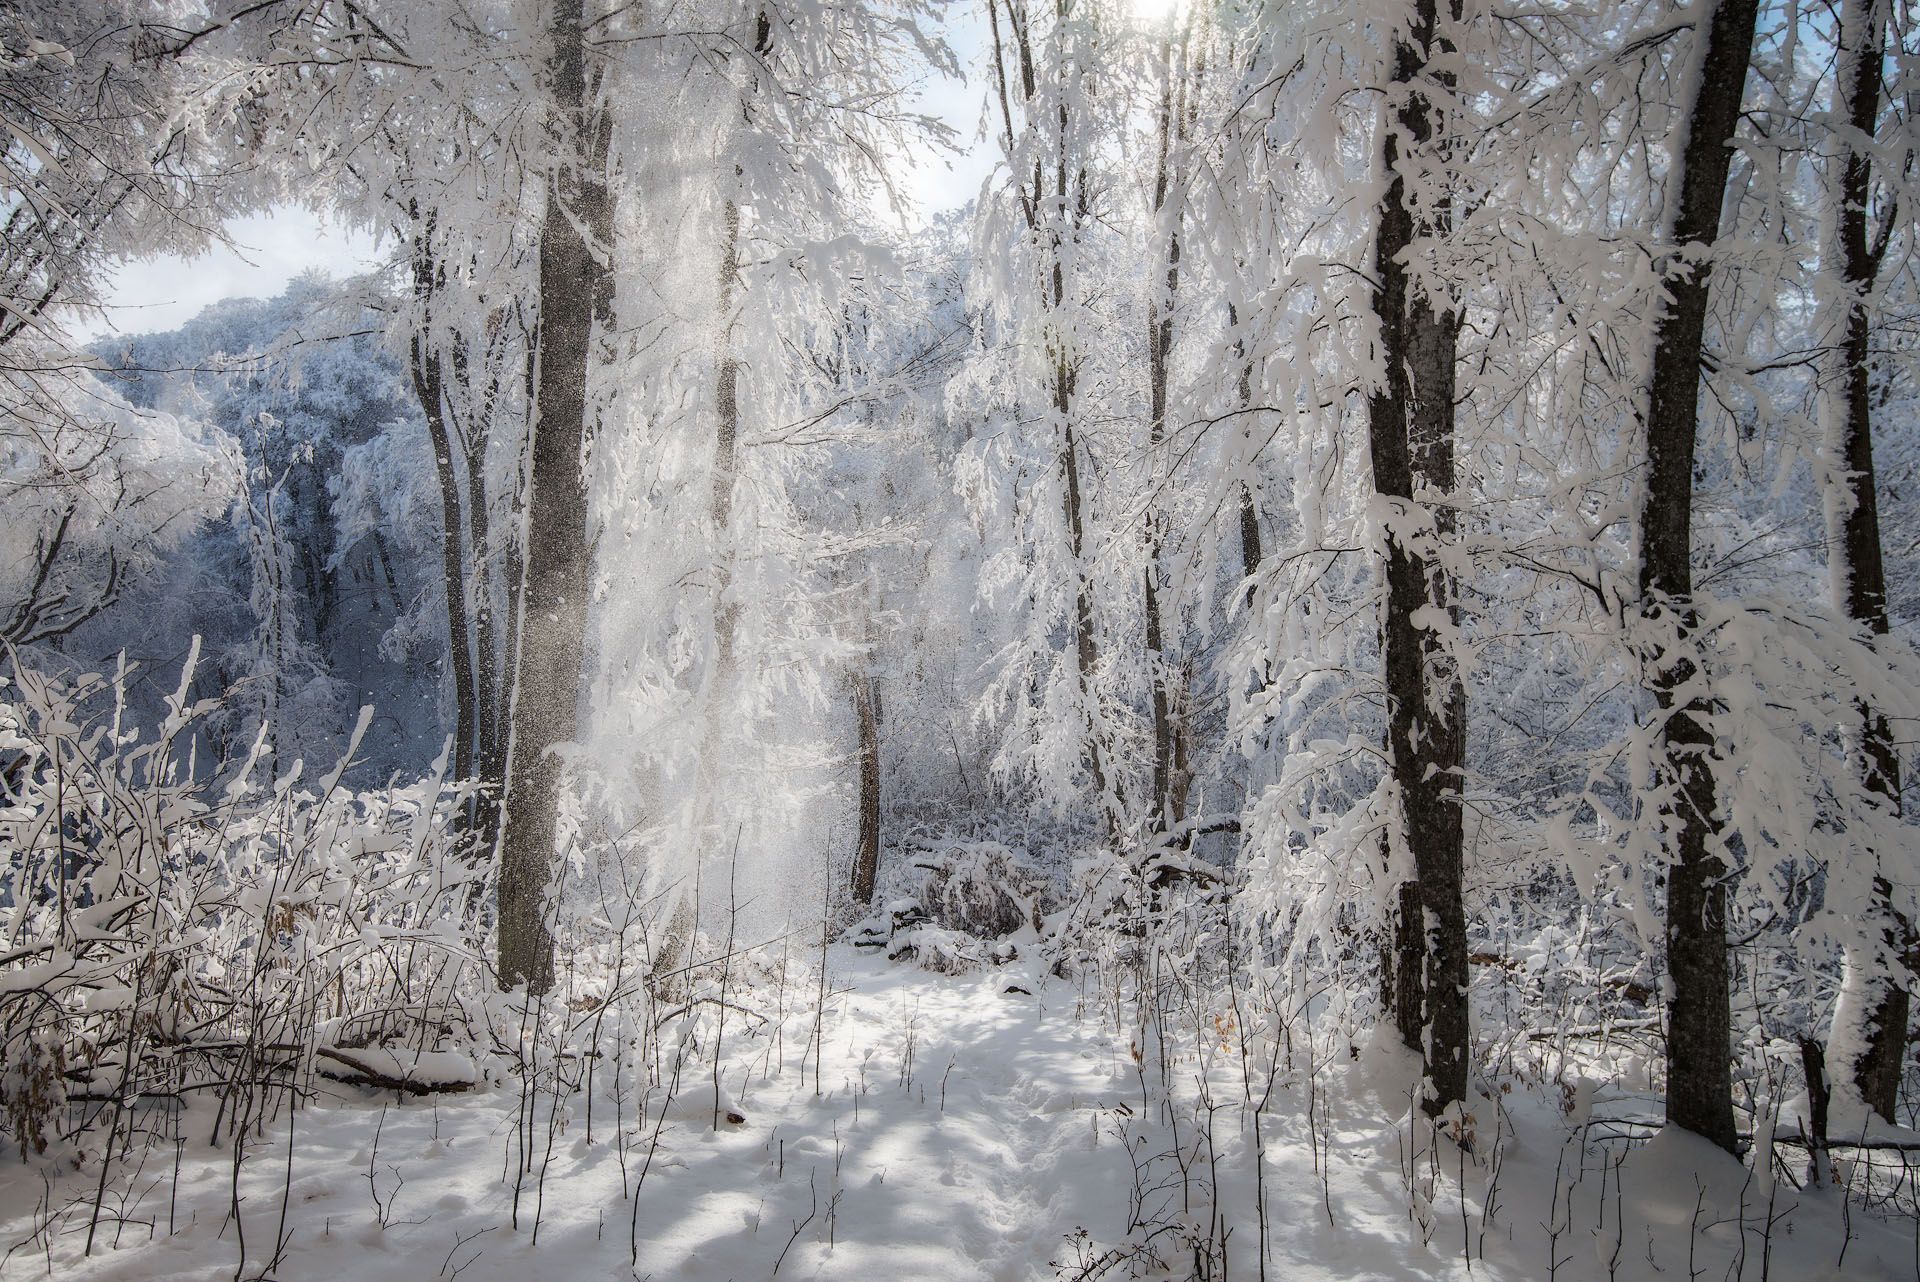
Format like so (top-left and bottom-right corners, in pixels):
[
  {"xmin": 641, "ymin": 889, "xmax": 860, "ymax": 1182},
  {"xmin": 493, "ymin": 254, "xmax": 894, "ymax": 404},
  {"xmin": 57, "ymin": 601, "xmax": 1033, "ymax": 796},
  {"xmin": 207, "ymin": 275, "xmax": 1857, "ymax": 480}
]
[{"xmin": 3, "ymin": 946, "xmax": 1914, "ymax": 1280}]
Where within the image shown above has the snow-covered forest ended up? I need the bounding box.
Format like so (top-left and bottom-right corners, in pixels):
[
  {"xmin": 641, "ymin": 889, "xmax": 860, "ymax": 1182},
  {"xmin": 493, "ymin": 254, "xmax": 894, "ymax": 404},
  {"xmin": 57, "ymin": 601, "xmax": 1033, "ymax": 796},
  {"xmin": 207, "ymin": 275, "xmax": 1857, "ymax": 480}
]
[{"xmin": 5, "ymin": 0, "xmax": 1920, "ymax": 1278}]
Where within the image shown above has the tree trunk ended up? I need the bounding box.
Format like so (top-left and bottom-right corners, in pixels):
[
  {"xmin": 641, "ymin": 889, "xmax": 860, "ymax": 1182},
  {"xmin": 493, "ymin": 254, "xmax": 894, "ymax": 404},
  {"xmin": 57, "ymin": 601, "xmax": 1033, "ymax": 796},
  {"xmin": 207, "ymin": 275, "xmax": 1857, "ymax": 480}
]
[
  {"xmin": 1637, "ymin": 0, "xmax": 1760, "ymax": 1155},
  {"xmin": 850, "ymin": 670, "xmax": 881, "ymax": 906},
  {"xmin": 1368, "ymin": 0, "xmax": 1469, "ymax": 1119},
  {"xmin": 655, "ymin": 189, "xmax": 747, "ymax": 983},
  {"xmin": 497, "ymin": 0, "xmax": 611, "ymax": 994},
  {"xmin": 1225, "ymin": 300, "xmax": 1263, "ymax": 610},
  {"xmin": 1799, "ymin": 1036, "xmax": 1833, "ymax": 1187},
  {"xmin": 466, "ymin": 444, "xmax": 505, "ymax": 846},
  {"xmin": 406, "ymin": 212, "xmax": 478, "ymax": 796},
  {"xmin": 1825, "ymin": 0, "xmax": 1909, "ymax": 1124},
  {"xmin": 1143, "ymin": 26, "xmax": 1191, "ymax": 836},
  {"xmin": 1060, "ymin": 393, "xmax": 1108, "ymax": 826},
  {"xmin": 713, "ymin": 193, "xmax": 743, "ymax": 667},
  {"xmin": 449, "ymin": 320, "xmax": 509, "ymax": 846}
]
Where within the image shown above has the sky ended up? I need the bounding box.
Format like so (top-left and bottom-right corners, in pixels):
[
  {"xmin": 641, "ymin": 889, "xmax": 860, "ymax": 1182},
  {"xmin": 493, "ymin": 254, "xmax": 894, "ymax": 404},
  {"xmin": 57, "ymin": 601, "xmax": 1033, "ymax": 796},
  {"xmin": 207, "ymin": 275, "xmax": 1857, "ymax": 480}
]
[
  {"xmin": 84, "ymin": 12, "xmax": 996, "ymax": 346},
  {"xmin": 81, "ymin": 206, "xmax": 383, "ymax": 343}
]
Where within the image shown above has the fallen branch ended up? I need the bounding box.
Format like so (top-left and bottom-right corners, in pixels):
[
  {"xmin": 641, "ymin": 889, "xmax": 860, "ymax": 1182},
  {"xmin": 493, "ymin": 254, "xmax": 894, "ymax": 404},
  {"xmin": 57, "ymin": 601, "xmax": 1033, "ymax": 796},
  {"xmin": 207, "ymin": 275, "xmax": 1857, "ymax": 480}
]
[{"xmin": 313, "ymin": 1046, "xmax": 474, "ymax": 1095}]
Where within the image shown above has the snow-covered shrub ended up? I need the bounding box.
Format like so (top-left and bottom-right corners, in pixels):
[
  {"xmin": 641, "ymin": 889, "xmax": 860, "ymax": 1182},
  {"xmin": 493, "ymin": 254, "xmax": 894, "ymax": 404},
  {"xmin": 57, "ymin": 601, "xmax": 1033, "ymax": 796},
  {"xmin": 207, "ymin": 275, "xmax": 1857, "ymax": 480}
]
[
  {"xmin": 0, "ymin": 1025, "xmax": 64, "ymax": 1157},
  {"xmin": 909, "ymin": 841, "xmax": 1047, "ymax": 940},
  {"xmin": 0, "ymin": 649, "xmax": 489, "ymax": 1160},
  {"xmin": 844, "ymin": 843, "xmax": 1054, "ymax": 975},
  {"xmin": 887, "ymin": 924, "xmax": 986, "ymax": 974},
  {"xmin": 1033, "ymin": 846, "xmax": 1150, "ymax": 973}
]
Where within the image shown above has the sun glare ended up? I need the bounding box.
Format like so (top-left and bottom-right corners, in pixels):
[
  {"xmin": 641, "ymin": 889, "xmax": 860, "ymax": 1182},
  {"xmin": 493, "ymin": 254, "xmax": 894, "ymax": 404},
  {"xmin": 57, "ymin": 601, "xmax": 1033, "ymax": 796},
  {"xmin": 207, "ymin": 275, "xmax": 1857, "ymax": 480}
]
[{"xmin": 1128, "ymin": 0, "xmax": 1182, "ymax": 25}]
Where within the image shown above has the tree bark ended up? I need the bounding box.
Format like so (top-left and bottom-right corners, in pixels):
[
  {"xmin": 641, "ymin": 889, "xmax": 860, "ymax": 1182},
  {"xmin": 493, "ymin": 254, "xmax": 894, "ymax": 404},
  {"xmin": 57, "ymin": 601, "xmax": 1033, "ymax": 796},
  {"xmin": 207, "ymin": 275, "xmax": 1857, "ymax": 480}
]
[
  {"xmin": 1637, "ymin": 0, "xmax": 1760, "ymax": 1155},
  {"xmin": 497, "ymin": 0, "xmax": 612, "ymax": 993},
  {"xmin": 448, "ymin": 317, "xmax": 510, "ymax": 845},
  {"xmin": 1825, "ymin": 0, "xmax": 1910, "ymax": 1124},
  {"xmin": 850, "ymin": 670, "xmax": 881, "ymax": 906},
  {"xmin": 1225, "ymin": 300, "xmax": 1263, "ymax": 607},
  {"xmin": 1368, "ymin": 0, "xmax": 1469, "ymax": 1119},
  {"xmin": 406, "ymin": 211, "xmax": 479, "ymax": 795},
  {"xmin": 1060, "ymin": 389, "xmax": 1108, "ymax": 824},
  {"xmin": 1143, "ymin": 24, "xmax": 1194, "ymax": 836}
]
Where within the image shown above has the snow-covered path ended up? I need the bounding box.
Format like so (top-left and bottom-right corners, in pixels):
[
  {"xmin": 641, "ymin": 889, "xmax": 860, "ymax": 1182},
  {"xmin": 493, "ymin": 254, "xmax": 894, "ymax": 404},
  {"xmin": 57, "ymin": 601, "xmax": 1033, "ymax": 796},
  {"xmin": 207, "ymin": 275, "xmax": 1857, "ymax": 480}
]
[
  {"xmin": 734, "ymin": 954, "xmax": 1133, "ymax": 1281},
  {"xmin": 0, "ymin": 948, "xmax": 1138, "ymax": 1282},
  {"xmin": 8, "ymin": 946, "xmax": 1916, "ymax": 1282},
  {"xmin": 593, "ymin": 948, "xmax": 1137, "ymax": 1281}
]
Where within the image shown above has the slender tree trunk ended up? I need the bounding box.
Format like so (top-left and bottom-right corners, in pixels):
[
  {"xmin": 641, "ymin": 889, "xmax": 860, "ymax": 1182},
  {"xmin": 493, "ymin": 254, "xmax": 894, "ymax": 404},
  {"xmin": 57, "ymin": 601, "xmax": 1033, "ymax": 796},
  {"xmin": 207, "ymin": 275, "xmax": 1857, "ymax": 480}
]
[
  {"xmin": 407, "ymin": 215, "xmax": 478, "ymax": 793},
  {"xmin": 850, "ymin": 670, "xmax": 881, "ymax": 905},
  {"xmin": 658, "ymin": 17, "xmax": 773, "ymax": 980},
  {"xmin": 655, "ymin": 189, "xmax": 746, "ymax": 980},
  {"xmin": 1049, "ymin": 171, "xmax": 1107, "ymax": 830},
  {"xmin": 1825, "ymin": 0, "xmax": 1910, "ymax": 1123},
  {"xmin": 1055, "ymin": 197, "xmax": 1109, "ymax": 831},
  {"xmin": 1059, "ymin": 387, "xmax": 1108, "ymax": 822},
  {"xmin": 1637, "ymin": 0, "xmax": 1760, "ymax": 1155},
  {"xmin": 449, "ymin": 323, "xmax": 508, "ymax": 844},
  {"xmin": 1143, "ymin": 26, "xmax": 1191, "ymax": 836},
  {"xmin": 497, "ymin": 0, "xmax": 611, "ymax": 993},
  {"xmin": 713, "ymin": 194, "xmax": 743, "ymax": 667},
  {"xmin": 370, "ymin": 530, "xmax": 403, "ymax": 612},
  {"xmin": 466, "ymin": 448, "xmax": 505, "ymax": 845},
  {"xmin": 1229, "ymin": 304, "xmax": 1262, "ymax": 595},
  {"xmin": 1368, "ymin": 0, "xmax": 1468, "ymax": 1118}
]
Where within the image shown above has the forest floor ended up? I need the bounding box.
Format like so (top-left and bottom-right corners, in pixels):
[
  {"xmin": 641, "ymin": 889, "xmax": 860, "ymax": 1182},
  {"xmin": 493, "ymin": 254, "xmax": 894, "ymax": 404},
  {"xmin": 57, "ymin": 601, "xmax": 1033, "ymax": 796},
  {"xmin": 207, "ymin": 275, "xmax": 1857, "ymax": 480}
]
[{"xmin": 2, "ymin": 945, "xmax": 1915, "ymax": 1281}]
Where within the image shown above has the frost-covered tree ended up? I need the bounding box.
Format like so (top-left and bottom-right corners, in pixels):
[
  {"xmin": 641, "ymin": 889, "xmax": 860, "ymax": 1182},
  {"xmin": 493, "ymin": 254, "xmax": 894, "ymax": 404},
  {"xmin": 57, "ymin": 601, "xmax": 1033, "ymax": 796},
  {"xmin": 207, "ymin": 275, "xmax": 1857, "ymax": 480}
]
[
  {"xmin": 1629, "ymin": 0, "xmax": 1760, "ymax": 1155},
  {"xmin": 96, "ymin": 279, "xmax": 434, "ymax": 774},
  {"xmin": 1818, "ymin": 0, "xmax": 1915, "ymax": 1124},
  {"xmin": 0, "ymin": 3, "xmax": 240, "ymax": 657},
  {"xmin": 1364, "ymin": 0, "xmax": 1470, "ymax": 1120},
  {"xmin": 964, "ymin": 0, "xmax": 1141, "ymax": 840}
]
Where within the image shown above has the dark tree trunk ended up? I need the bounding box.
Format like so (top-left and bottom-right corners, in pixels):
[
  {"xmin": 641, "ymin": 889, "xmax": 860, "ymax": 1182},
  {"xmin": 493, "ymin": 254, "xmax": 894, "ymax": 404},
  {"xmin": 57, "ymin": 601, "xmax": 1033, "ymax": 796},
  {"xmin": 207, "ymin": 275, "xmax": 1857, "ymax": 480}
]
[
  {"xmin": 1237, "ymin": 485, "xmax": 1260, "ymax": 585},
  {"xmin": 497, "ymin": 0, "xmax": 612, "ymax": 994},
  {"xmin": 466, "ymin": 444, "xmax": 505, "ymax": 846},
  {"xmin": 1053, "ymin": 222, "xmax": 1107, "ymax": 829},
  {"xmin": 1060, "ymin": 398, "xmax": 1108, "ymax": 823},
  {"xmin": 850, "ymin": 671, "xmax": 881, "ymax": 906},
  {"xmin": 1143, "ymin": 28, "xmax": 1193, "ymax": 836},
  {"xmin": 1637, "ymin": 0, "xmax": 1759, "ymax": 1155},
  {"xmin": 407, "ymin": 213, "xmax": 479, "ymax": 796},
  {"xmin": 449, "ymin": 321, "xmax": 509, "ymax": 845},
  {"xmin": 1827, "ymin": 0, "xmax": 1910, "ymax": 1123},
  {"xmin": 1226, "ymin": 301, "xmax": 1262, "ymax": 602},
  {"xmin": 1368, "ymin": 0, "xmax": 1469, "ymax": 1119},
  {"xmin": 370, "ymin": 530, "xmax": 403, "ymax": 611},
  {"xmin": 1799, "ymin": 1036, "xmax": 1833, "ymax": 1186}
]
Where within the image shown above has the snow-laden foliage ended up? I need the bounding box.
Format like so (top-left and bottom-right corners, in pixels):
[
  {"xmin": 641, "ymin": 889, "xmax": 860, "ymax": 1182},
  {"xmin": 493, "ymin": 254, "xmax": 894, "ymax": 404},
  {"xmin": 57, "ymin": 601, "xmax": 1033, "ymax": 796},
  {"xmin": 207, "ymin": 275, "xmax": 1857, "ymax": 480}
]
[
  {"xmin": 5, "ymin": 0, "xmax": 1920, "ymax": 1276},
  {"xmin": 87, "ymin": 280, "xmax": 436, "ymax": 778},
  {"xmin": 0, "ymin": 653, "xmax": 490, "ymax": 1162}
]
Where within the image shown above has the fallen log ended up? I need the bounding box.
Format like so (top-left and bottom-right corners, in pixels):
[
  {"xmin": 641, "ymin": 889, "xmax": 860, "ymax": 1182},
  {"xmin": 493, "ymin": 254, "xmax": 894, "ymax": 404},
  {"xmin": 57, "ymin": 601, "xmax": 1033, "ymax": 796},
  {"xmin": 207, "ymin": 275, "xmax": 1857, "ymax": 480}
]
[{"xmin": 313, "ymin": 1046, "xmax": 476, "ymax": 1095}]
